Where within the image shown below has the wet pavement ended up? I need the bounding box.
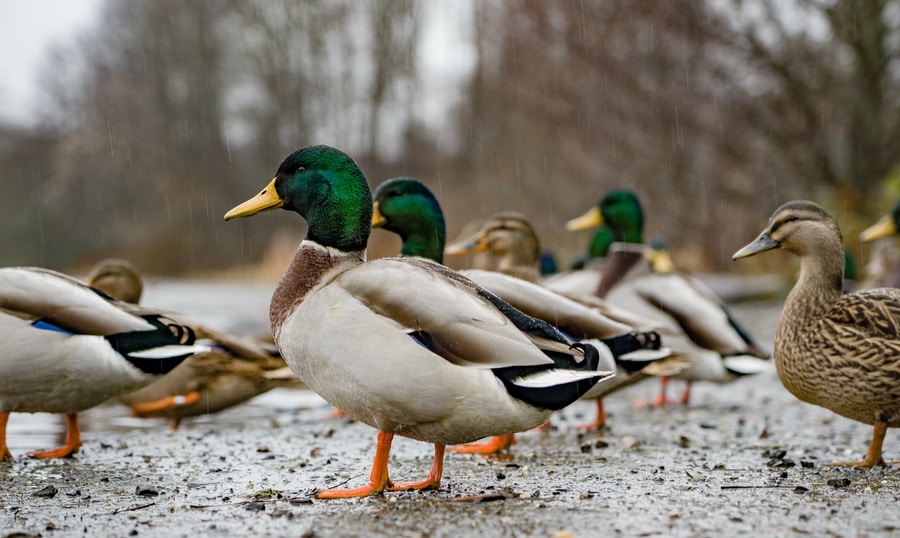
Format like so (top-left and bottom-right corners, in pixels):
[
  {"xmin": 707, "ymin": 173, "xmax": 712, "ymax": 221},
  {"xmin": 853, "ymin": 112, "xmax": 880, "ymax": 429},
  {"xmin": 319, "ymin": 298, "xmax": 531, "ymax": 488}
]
[{"xmin": 1, "ymin": 284, "xmax": 899, "ymax": 537}]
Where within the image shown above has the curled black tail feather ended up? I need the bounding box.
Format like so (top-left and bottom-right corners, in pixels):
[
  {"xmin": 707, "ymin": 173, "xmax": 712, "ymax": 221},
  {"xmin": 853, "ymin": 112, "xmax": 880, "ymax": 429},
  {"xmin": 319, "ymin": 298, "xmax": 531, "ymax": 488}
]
[
  {"xmin": 493, "ymin": 340, "xmax": 605, "ymax": 411},
  {"xmin": 602, "ymin": 331, "xmax": 663, "ymax": 374},
  {"xmin": 104, "ymin": 315, "xmax": 199, "ymax": 375}
]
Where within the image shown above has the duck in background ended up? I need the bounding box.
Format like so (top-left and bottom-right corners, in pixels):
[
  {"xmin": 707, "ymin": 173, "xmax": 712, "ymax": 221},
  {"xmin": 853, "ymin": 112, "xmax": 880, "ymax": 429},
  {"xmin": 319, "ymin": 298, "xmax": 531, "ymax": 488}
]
[
  {"xmin": 0, "ymin": 266, "xmax": 210, "ymax": 460},
  {"xmin": 542, "ymin": 224, "xmax": 615, "ymax": 296},
  {"xmin": 564, "ymin": 190, "xmax": 771, "ymax": 407},
  {"xmin": 84, "ymin": 259, "xmax": 300, "ymax": 430},
  {"xmin": 223, "ymin": 146, "xmax": 617, "ymax": 498},
  {"xmin": 373, "ymin": 177, "xmax": 682, "ymax": 435},
  {"xmin": 445, "ymin": 211, "xmax": 664, "ymax": 332},
  {"xmin": 859, "ymin": 200, "xmax": 900, "ymax": 290},
  {"xmin": 734, "ymin": 200, "xmax": 900, "ymax": 466}
]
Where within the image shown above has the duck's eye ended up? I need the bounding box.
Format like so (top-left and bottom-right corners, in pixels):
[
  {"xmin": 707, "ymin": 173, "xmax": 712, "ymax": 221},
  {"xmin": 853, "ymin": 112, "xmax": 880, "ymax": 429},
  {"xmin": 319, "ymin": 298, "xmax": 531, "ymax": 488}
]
[{"xmin": 295, "ymin": 166, "xmax": 306, "ymax": 174}]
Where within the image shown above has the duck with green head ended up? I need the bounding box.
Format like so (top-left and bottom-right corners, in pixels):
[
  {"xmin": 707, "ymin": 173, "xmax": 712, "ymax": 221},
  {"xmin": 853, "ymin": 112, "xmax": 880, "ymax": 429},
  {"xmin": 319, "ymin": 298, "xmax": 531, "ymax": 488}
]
[
  {"xmin": 563, "ymin": 190, "xmax": 771, "ymax": 407},
  {"xmin": 225, "ymin": 146, "xmax": 615, "ymax": 498},
  {"xmin": 372, "ymin": 177, "xmax": 680, "ymax": 434}
]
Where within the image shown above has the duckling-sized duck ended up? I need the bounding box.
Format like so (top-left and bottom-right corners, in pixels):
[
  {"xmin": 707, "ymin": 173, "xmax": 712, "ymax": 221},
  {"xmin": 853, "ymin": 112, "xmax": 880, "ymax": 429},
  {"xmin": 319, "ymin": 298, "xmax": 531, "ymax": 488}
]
[
  {"xmin": 859, "ymin": 201, "xmax": 900, "ymax": 290},
  {"xmin": 734, "ymin": 200, "xmax": 900, "ymax": 466},
  {"xmin": 565, "ymin": 190, "xmax": 771, "ymax": 407},
  {"xmin": 84, "ymin": 259, "xmax": 299, "ymax": 430},
  {"xmin": 225, "ymin": 146, "xmax": 614, "ymax": 498},
  {"xmin": 372, "ymin": 177, "xmax": 681, "ymax": 435},
  {"xmin": 0, "ymin": 267, "xmax": 210, "ymax": 460}
]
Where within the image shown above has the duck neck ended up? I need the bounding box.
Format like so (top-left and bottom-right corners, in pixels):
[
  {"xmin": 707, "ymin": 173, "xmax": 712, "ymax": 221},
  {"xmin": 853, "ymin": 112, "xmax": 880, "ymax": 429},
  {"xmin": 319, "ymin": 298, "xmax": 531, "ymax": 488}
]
[
  {"xmin": 400, "ymin": 230, "xmax": 445, "ymax": 263},
  {"xmin": 270, "ymin": 241, "xmax": 364, "ymax": 340},
  {"xmin": 782, "ymin": 242, "xmax": 845, "ymax": 323},
  {"xmin": 596, "ymin": 242, "xmax": 647, "ymax": 297}
]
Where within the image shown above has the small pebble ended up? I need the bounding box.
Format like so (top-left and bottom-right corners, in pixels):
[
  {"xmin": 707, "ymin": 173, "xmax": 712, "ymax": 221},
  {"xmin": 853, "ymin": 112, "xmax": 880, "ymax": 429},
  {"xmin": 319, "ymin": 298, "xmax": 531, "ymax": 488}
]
[{"xmin": 32, "ymin": 485, "xmax": 58, "ymax": 498}]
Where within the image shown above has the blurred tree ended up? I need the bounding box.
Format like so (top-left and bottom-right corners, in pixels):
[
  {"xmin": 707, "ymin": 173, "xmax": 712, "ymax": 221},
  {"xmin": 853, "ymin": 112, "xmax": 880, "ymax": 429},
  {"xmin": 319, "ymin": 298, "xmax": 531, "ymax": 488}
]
[
  {"xmin": 3, "ymin": 0, "xmax": 897, "ymax": 275},
  {"xmin": 442, "ymin": 0, "xmax": 900, "ymax": 270}
]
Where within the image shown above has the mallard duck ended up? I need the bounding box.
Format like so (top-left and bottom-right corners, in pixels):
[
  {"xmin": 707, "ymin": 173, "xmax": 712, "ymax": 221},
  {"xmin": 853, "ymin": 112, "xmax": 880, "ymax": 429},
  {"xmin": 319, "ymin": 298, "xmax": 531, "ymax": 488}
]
[
  {"xmin": 564, "ymin": 190, "xmax": 771, "ymax": 406},
  {"xmin": 224, "ymin": 145, "xmax": 614, "ymax": 498},
  {"xmin": 84, "ymin": 259, "xmax": 299, "ymax": 430},
  {"xmin": 0, "ymin": 266, "xmax": 209, "ymax": 460},
  {"xmin": 372, "ymin": 177, "xmax": 681, "ymax": 434},
  {"xmin": 859, "ymin": 201, "xmax": 900, "ymax": 290},
  {"xmin": 734, "ymin": 200, "xmax": 900, "ymax": 466},
  {"xmin": 445, "ymin": 211, "xmax": 543, "ymax": 283},
  {"xmin": 444, "ymin": 210, "xmax": 665, "ymax": 332}
]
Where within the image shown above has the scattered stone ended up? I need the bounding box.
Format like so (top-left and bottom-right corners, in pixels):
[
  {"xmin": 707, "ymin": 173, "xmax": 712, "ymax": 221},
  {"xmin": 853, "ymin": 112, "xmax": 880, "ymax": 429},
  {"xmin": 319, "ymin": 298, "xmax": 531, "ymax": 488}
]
[
  {"xmin": 32, "ymin": 485, "xmax": 58, "ymax": 498},
  {"xmin": 827, "ymin": 478, "xmax": 851, "ymax": 488},
  {"xmin": 135, "ymin": 485, "xmax": 160, "ymax": 497},
  {"xmin": 245, "ymin": 502, "xmax": 266, "ymax": 511}
]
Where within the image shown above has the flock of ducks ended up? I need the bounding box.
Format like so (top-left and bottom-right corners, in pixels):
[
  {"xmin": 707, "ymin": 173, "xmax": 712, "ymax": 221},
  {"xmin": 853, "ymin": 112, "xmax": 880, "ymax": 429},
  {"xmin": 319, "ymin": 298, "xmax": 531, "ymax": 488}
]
[{"xmin": 1, "ymin": 143, "xmax": 898, "ymax": 499}]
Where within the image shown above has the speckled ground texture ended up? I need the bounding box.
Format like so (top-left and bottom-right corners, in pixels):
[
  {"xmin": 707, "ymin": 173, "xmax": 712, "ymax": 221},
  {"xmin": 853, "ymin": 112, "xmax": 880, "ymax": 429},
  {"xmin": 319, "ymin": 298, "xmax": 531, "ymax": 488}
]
[{"xmin": 2, "ymin": 297, "xmax": 899, "ymax": 538}]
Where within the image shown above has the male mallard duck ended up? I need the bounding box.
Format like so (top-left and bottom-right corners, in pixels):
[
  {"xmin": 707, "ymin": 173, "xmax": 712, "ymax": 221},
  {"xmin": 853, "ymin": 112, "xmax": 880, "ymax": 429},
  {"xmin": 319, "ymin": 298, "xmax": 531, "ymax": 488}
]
[
  {"xmin": 859, "ymin": 201, "xmax": 900, "ymax": 290},
  {"xmin": 564, "ymin": 190, "xmax": 771, "ymax": 406},
  {"xmin": 0, "ymin": 267, "xmax": 209, "ymax": 460},
  {"xmin": 84, "ymin": 259, "xmax": 299, "ymax": 430},
  {"xmin": 224, "ymin": 146, "xmax": 614, "ymax": 498},
  {"xmin": 372, "ymin": 177, "xmax": 681, "ymax": 434},
  {"xmin": 734, "ymin": 200, "xmax": 900, "ymax": 466}
]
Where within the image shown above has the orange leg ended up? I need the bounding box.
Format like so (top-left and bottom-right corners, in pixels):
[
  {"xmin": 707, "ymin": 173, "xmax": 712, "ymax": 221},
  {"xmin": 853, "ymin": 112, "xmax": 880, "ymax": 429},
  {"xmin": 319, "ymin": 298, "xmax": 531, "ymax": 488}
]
[
  {"xmin": 28, "ymin": 412, "xmax": 82, "ymax": 459},
  {"xmin": 317, "ymin": 431, "xmax": 395, "ymax": 499},
  {"xmin": 826, "ymin": 421, "xmax": 889, "ymax": 467},
  {"xmin": 677, "ymin": 381, "xmax": 692, "ymax": 405},
  {"xmin": 634, "ymin": 377, "xmax": 670, "ymax": 408},
  {"xmin": 390, "ymin": 444, "xmax": 445, "ymax": 492},
  {"xmin": 0, "ymin": 412, "xmax": 12, "ymax": 461},
  {"xmin": 577, "ymin": 399, "xmax": 607, "ymax": 431},
  {"xmin": 449, "ymin": 433, "xmax": 516, "ymax": 455},
  {"xmin": 130, "ymin": 391, "xmax": 201, "ymax": 417}
]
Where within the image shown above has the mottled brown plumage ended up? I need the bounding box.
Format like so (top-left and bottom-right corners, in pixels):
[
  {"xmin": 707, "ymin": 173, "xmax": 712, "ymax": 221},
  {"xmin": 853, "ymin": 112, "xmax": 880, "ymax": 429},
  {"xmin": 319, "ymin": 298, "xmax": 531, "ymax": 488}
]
[{"xmin": 734, "ymin": 200, "xmax": 900, "ymax": 466}]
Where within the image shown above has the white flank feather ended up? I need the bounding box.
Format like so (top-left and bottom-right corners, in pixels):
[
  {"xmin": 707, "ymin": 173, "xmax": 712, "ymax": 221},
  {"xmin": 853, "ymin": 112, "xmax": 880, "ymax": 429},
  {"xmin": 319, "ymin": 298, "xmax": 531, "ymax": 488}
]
[{"xmin": 512, "ymin": 369, "xmax": 614, "ymax": 389}]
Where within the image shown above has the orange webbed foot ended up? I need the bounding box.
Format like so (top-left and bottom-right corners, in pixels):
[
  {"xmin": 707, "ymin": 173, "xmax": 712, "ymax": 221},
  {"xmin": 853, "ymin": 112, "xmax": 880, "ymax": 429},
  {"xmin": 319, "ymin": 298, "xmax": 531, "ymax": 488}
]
[
  {"xmin": 27, "ymin": 413, "xmax": 82, "ymax": 459},
  {"xmin": 449, "ymin": 434, "xmax": 515, "ymax": 455},
  {"xmin": 389, "ymin": 444, "xmax": 445, "ymax": 492},
  {"xmin": 131, "ymin": 391, "xmax": 201, "ymax": 417},
  {"xmin": 316, "ymin": 431, "xmax": 395, "ymax": 499}
]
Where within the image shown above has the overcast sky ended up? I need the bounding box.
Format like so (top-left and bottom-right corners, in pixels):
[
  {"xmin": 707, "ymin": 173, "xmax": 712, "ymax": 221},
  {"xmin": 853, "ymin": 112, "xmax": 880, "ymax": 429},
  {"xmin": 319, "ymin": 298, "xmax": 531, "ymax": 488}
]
[
  {"xmin": 0, "ymin": 1, "xmax": 474, "ymax": 132},
  {"xmin": 0, "ymin": 0, "xmax": 101, "ymax": 125}
]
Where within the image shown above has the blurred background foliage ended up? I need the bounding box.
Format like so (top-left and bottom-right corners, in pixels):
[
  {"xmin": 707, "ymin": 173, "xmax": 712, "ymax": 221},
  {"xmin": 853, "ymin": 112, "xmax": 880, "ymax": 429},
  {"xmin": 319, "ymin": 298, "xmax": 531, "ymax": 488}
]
[{"xmin": 1, "ymin": 0, "xmax": 898, "ymax": 278}]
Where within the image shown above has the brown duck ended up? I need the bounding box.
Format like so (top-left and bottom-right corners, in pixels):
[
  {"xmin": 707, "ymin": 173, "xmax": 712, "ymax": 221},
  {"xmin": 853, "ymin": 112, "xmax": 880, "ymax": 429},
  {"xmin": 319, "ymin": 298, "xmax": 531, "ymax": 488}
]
[{"xmin": 734, "ymin": 200, "xmax": 900, "ymax": 466}]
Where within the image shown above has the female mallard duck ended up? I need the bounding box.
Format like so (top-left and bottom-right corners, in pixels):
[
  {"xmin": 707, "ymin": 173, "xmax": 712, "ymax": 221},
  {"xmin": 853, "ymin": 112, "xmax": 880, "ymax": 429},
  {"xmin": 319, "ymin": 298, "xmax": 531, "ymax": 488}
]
[
  {"xmin": 444, "ymin": 210, "xmax": 665, "ymax": 332},
  {"xmin": 0, "ymin": 267, "xmax": 209, "ymax": 460},
  {"xmin": 224, "ymin": 146, "xmax": 613, "ymax": 498},
  {"xmin": 563, "ymin": 190, "xmax": 771, "ymax": 407},
  {"xmin": 84, "ymin": 259, "xmax": 300, "ymax": 430},
  {"xmin": 859, "ymin": 201, "xmax": 900, "ymax": 290},
  {"xmin": 734, "ymin": 200, "xmax": 900, "ymax": 466},
  {"xmin": 372, "ymin": 177, "xmax": 680, "ymax": 434},
  {"xmin": 445, "ymin": 211, "xmax": 543, "ymax": 283}
]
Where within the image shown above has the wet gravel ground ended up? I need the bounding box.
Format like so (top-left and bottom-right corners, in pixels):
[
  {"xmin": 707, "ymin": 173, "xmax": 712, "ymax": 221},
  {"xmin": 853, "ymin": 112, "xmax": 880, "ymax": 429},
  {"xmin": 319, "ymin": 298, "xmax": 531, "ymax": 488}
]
[{"xmin": 2, "ymin": 298, "xmax": 899, "ymax": 537}]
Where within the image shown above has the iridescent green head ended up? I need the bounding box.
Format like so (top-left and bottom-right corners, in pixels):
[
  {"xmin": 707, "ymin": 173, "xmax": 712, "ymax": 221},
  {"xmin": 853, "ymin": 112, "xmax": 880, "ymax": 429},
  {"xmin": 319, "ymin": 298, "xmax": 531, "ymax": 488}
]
[
  {"xmin": 598, "ymin": 190, "xmax": 644, "ymax": 244},
  {"xmin": 371, "ymin": 177, "xmax": 446, "ymax": 263},
  {"xmin": 225, "ymin": 145, "xmax": 373, "ymax": 252}
]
